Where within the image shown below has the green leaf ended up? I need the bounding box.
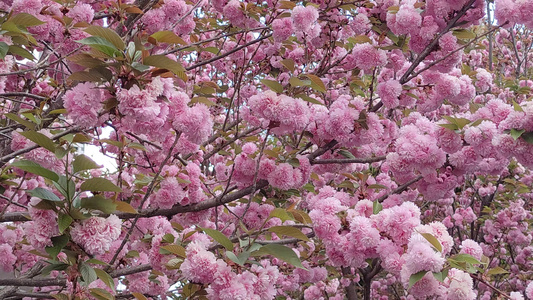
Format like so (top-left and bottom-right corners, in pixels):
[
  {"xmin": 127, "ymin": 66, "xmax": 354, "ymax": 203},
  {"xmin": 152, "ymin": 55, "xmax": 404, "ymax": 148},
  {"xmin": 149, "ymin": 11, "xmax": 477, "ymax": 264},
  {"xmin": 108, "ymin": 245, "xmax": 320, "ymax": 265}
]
[
  {"xmin": 295, "ymin": 93, "xmax": 323, "ymax": 105},
  {"xmin": 470, "ymin": 119, "xmax": 485, "ymax": 127},
  {"xmin": 143, "ymin": 55, "xmax": 187, "ymax": 81},
  {"xmin": 438, "ymin": 123, "xmax": 459, "ymax": 130},
  {"xmin": 338, "ymin": 149, "xmax": 355, "ymax": 159},
  {"xmin": 85, "ymin": 26, "xmax": 125, "ymax": 50},
  {"xmin": 32, "ymin": 199, "xmax": 57, "ymax": 210},
  {"xmin": 162, "ymin": 233, "xmax": 175, "ymax": 243},
  {"xmin": 41, "ymin": 262, "xmax": 69, "ymax": 276},
  {"xmin": 267, "ymin": 226, "xmax": 310, "ymax": 242},
  {"xmin": 80, "ymin": 178, "xmax": 122, "ymax": 192},
  {"xmin": 348, "ymin": 35, "xmax": 372, "ymax": 44},
  {"xmin": 45, "ymin": 234, "xmax": 69, "ymax": 258},
  {"xmin": 8, "ymin": 45, "xmax": 35, "ymax": 60},
  {"xmin": 288, "ymin": 158, "xmax": 300, "ymax": 168},
  {"xmin": 289, "ymin": 77, "xmax": 310, "ymax": 87},
  {"xmin": 201, "ymin": 227, "xmax": 233, "ymax": 250},
  {"xmin": 53, "ymin": 176, "xmax": 75, "ymax": 201},
  {"xmin": 9, "ymin": 13, "xmax": 45, "ymax": 27},
  {"xmin": 487, "ymin": 266, "xmax": 509, "ymax": 275},
  {"xmin": 268, "ymin": 208, "xmax": 294, "ymax": 222},
  {"xmin": 68, "ymin": 70, "xmax": 105, "ymax": 82},
  {"xmin": 520, "ymin": 132, "xmax": 533, "ymax": 144},
  {"xmin": 191, "ymin": 96, "xmax": 216, "ymax": 107},
  {"xmin": 131, "ymin": 292, "xmax": 148, "ymax": 300},
  {"xmin": 454, "ymin": 118, "xmax": 471, "ymax": 129},
  {"xmin": 94, "ymin": 268, "xmax": 115, "ymax": 292},
  {"xmin": 72, "ymin": 133, "xmax": 92, "ymax": 143},
  {"xmin": 420, "ymin": 232, "xmax": 442, "ymax": 252},
  {"xmin": 55, "ymin": 146, "xmax": 68, "ymax": 159},
  {"xmin": 165, "ymin": 258, "xmax": 182, "ymax": 269},
  {"xmin": 89, "ymin": 288, "xmax": 115, "ymax": 300},
  {"xmin": 150, "ymin": 31, "xmax": 187, "ymax": 45},
  {"xmin": 4, "ymin": 113, "xmax": 36, "ymax": 130},
  {"xmin": 453, "ymin": 29, "xmax": 476, "ymax": 39},
  {"xmin": 52, "ymin": 294, "xmax": 70, "ymax": 300},
  {"xmin": 433, "ymin": 269, "xmax": 448, "ymax": 282},
  {"xmin": 19, "ymin": 131, "xmax": 56, "ymax": 152},
  {"xmin": 226, "ymin": 251, "xmax": 245, "ymax": 266},
  {"xmin": 408, "ymin": 270, "xmax": 427, "ymax": 289},
  {"xmin": 27, "ymin": 187, "xmax": 61, "ymax": 201},
  {"xmin": 86, "ymin": 258, "xmax": 109, "ymax": 266},
  {"xmin": 510, "ymin": 129, "xmax": 525, "ymax": 140},
  {"xmin": 451, "ymin": 254, "xmax": 481, "ymax": 265},
  {"xmin": 77, "ymin": 36, "xmax": 122, "ymax": 58},
  {"xmin": 0, "ymin": 42, "xmax": 8, "ymax": 59},
  {"xmin": 373, "ymin": 201, "xmax": 383, "ymax": 214},
  {"xmin": 159, "ymin": 244, "xmax": 186, "ymax": 258},
  {"xmin": 368, "ymin": 184, "xmax": 387, "ymax": 190},
  {"xmin": 11, "ymin": 160, "xmax": 59, "ymax": 181},
  {"xmin": 114, "ymin": 201, "xmax": 138, "ymax": 214},
  {"xmin": 512, "ymin": 100, "xmax": 523, "ymax": 112},
  {"xmin": 338, "ymin": 180, "xmax": 358, "ymax": 190},
  {"xmin": 80, "ymin": 263, "xmax": 97, "ymax": 285},
  {"xmin": 260, "ymin": 79, "xmax": 283, "ymax": 93},
  {"xmin": 279, "ymin": 1, "xmax": 296, "ymax": 9},
  {"xmin": 280, "ymin": 59, "xmax": 295, "ymax": 72},
  {"xmin": 67, "ymin": 54, "xmax": 105, "ymax": 68},
  {"xmin": 305, "ymin": 74, "xmax": 326, "ymax": 92},
  {"xmin": 253, "ymin": 244, "xmax": 305, "ymax": 269},
  {"xmin": 73, "ymin": 154, "xmax": 101, "ymax": 174},
  {"xmin": 80, "ymin": 196, "xmax": 117, "ymax": 214}
]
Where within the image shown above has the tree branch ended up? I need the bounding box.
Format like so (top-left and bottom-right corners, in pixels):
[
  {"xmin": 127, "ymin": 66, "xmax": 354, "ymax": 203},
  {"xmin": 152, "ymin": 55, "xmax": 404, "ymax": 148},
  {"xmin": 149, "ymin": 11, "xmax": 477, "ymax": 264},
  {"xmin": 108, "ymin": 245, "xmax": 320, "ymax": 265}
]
[
  {"xmin": 377, "ymin": 175, "xmax": 423, "ymax": 203},
  {"xmin": 310, "ymin": 156, "xmax": 386, "ymax": 165}
]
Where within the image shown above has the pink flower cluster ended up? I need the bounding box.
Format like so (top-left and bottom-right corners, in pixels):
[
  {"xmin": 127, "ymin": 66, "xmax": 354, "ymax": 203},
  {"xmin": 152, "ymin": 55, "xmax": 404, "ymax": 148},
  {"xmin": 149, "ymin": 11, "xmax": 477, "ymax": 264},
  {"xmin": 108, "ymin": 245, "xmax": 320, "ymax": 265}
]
[
  {"xmin": 292, "ymin": 5, "xmax": 319, "ymax": 35},
  {"xmin": 180, "ymin": 239, "xmax": 281, "ymax": 299},
  {"xmin": 172, "ymin": 103, "xmax": 213, "ymax": 144},
  {"xmin": 248, "ymin": 90, "xmax": 311, "ymax": 134},
  {"xmin": 386, "ymin": 114, "xmax": 446, "ymax": 182},
  {"xmin": 66, "ymin": 3, "xmax": 94, "ymax": 23},
  {"xmin": 266, "ymin": 156, "xmax": 311, "ymax": 190},
  {"xmin": 24, "ymin": 198, "xmax": 59, "ymax": 251},
  {"xmin": 387, "ymin": 1, "xmax": 422, "ymax": 35},
  {"xmin": 272, "ymin": 18, "xmax": 293, "ymax": 42},
  {"xmin": 141, "ymin": 0, "xmax": 196, "ymax": 36},
  {"xmin": 377, "ymin": 79, "xmax": 403, "ymax": 109},
  {"xmin": 117, "ymin": 78, "xmax": 166, "ymax": 132},
  {"xmin": 70, "ymin": 215, "xmax": 121, "ymax": 255},
  {"xmin": 309, "ymin": 95, "xmax": 388, "ymax": 148},
  {"xmin": 152, "ymin": 177, "xmax": 185, "ymax": 209},
  {"xmin": 400, "ymin": 222, "xmax": 459, "ymax": 298},
  {"xmin": 442, "ymin": 268, "xmax": 476, "ymax": 300},
  {"xmin": 153, "ymin": 163, "xmax": 207, "ymax": 209},
  {"xmin": 372, "ymin": 201, "xmax": 421, "ymax": 245},
  {"xmin": 64, "ymin": 82, "xmax": 104, "ymax": 128},
  {"xmin": 495, "ymin": 0, "xmax": 533, "ymax": 28},
  {"xmin": 346, "ymin": 43, "xmax": 387, "ymax": 72}
]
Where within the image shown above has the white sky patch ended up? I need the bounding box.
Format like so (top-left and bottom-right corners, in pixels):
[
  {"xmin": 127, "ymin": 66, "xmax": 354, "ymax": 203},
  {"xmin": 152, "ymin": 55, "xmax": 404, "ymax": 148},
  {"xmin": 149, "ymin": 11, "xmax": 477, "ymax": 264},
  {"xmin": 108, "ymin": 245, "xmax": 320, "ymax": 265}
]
[{"xmin": 80, "ymin": 127, "xmax": 118, "ymax": 173}]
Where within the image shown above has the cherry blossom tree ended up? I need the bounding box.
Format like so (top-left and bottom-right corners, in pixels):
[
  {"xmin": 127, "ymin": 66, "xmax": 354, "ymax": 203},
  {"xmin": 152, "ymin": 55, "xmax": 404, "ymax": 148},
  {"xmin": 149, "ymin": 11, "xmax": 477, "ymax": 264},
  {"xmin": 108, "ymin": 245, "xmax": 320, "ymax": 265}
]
[{"xmin": 0, "ymin": 0, "xmax": 532, "ymax": 299}]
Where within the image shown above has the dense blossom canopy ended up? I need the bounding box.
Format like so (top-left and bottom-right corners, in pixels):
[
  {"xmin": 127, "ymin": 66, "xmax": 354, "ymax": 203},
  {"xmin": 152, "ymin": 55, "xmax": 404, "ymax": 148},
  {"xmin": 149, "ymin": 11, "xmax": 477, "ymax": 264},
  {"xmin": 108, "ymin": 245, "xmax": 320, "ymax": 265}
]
[{"xmin": 0, "ymin": 0, "xmax": 532, "ymax": 299}]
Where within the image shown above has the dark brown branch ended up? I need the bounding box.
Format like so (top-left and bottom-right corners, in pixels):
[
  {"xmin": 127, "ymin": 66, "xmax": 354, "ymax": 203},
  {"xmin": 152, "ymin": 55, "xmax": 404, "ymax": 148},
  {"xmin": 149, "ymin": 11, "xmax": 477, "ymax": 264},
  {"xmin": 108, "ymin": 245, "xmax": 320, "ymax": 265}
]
[
  {"xmin": 398, "ymin": 0, "xmax": 477, "ymax": 85},
  {"xmin": 307, "ymin": 140, "xmax": 339, "ymax": 161},
  {"xmin": 255, "ymin": 232, "xmax": 315, "ymax": 245},
  {"xmin": 185, "ymin": 33, "xmax": 273, "ymax": 71},
  {"xmin": 311, "ymin": 156, "xmax": 386, "ymax": 165},
  {"xmin": 0, "ymin": 264, "xmax": 151, "ymax": 287},
  {"xmin": 0, "ymin": 127, "xmax": 79, "ymax": 166},
  {"xmin": 377, "ymin": 175, "xmax": 423, "ymax": 203},
  {"xmin": 0, "ymin": 139, "xmax": 361, "ymax": 223},
  {"xmin": 0, "ymin": 93, "xmax": 47, "ymax": 101}
]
